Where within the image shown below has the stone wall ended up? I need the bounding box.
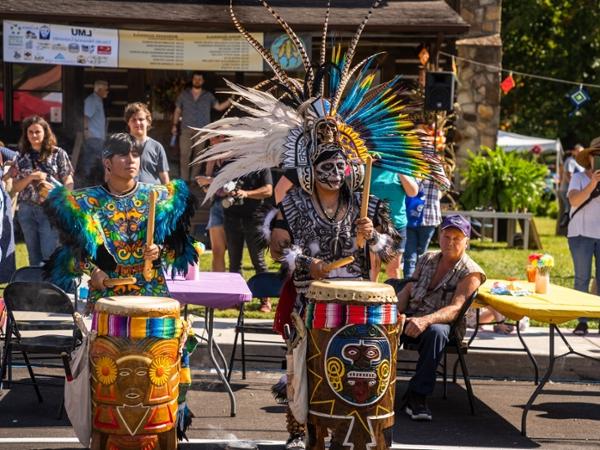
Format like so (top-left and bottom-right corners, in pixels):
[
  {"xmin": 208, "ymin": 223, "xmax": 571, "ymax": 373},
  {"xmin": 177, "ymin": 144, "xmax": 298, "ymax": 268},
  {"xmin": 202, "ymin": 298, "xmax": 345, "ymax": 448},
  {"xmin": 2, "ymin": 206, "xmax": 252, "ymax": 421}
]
[{"xmin": 453, "ymin": 0, "xmax": 503, "ymax": 177}]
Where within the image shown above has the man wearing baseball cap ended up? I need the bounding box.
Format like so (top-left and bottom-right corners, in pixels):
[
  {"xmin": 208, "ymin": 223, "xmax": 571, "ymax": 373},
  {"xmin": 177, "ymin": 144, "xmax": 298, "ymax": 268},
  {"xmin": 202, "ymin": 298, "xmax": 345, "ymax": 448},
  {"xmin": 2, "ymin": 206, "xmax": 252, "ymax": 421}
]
[{"xmin": 396, "ymin": 214, "xmax": 486, "ymax": 421}]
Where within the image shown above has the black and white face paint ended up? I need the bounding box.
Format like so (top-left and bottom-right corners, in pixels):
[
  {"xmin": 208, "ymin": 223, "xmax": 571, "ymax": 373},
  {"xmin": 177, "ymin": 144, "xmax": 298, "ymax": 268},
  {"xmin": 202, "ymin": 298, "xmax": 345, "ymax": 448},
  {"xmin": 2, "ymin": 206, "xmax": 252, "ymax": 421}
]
[{"xmin": 315, "ymin": 153, "xmax": 347, "ymax": 191}]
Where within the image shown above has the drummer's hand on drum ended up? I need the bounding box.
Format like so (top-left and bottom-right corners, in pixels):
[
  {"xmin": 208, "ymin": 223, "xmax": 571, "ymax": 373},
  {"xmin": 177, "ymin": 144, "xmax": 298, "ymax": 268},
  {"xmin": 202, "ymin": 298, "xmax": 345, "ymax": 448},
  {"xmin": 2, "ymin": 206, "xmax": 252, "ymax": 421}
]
[
  {"xmin": 355, "ymin": 217, "xmax": 375, "ymax": 242},
  {"xmin": 309, "ymin": 258, "xmax": 331, "ymax": 280},
  {"xmin": 89, "ymin": 267, "xmax": 109, "ymax": 290},
  {"xmin": 404, "ymin": 316, "xmax": 431, "ymax": 338},
  {"xmin": 143, "ymin": 243, "xmax": 160, "ymax": 261}
]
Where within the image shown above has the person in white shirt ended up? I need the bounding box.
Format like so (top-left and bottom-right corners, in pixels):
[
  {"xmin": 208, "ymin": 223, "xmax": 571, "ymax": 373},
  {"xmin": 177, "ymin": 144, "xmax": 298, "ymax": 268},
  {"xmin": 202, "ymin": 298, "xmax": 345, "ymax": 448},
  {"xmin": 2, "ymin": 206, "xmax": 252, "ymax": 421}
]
[{"xmin": 567, "ymin": 138, "xmax": 600, "ymax": 335}]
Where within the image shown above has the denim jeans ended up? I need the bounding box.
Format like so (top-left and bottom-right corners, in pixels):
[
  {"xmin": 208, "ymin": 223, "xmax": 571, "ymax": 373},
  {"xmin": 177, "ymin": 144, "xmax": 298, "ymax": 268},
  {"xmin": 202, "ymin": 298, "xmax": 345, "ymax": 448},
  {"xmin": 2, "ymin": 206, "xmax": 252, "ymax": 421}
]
[
  {"xmin": 224, "ymin": 213, "xmax": 267, "ymax": 275},
  {"xmin": 402, "ymin": 323, "xmax": 450, "ymax": 396},
  {"xmin": 403, "ymin": 226, "xmax": 437, "ymax": 278},
  {"xmin": 568, "ymin": 235, "xmax": 600, "ymax": 324},
  {"xmin": 17, "ymin": 202, "xmax": 59, "ymax": 266}
]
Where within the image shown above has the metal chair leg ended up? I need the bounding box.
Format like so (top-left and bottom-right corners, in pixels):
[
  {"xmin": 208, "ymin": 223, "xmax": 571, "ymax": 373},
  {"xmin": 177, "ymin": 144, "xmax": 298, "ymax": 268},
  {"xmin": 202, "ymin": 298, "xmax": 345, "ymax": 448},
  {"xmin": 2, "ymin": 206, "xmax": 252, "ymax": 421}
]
[
  {"xmin": 227, "ymin": 321, "xmax": 241, "ymax": 382},
  {"xmin": 456, "ymin": 347, "xmax": 475, "ymax": 415},
  {"xmin": 241, "ymin": 326, "xmax": 247, "ymax": 380},
  {"xmin": 21, "ymin": 351, "xmax": 43, "ymax": 403},
  {"xmin": 443, "ymin": 351, "xmax": 448, "ymax": 399}
]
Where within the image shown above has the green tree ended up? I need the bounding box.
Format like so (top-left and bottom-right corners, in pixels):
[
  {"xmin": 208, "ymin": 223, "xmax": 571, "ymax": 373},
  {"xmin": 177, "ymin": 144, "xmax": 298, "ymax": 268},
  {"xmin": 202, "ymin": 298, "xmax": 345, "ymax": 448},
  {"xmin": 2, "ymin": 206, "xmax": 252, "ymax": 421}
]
[{"xmin": 501, "ymin": 0, "xmax": 600, "ymax": 145}]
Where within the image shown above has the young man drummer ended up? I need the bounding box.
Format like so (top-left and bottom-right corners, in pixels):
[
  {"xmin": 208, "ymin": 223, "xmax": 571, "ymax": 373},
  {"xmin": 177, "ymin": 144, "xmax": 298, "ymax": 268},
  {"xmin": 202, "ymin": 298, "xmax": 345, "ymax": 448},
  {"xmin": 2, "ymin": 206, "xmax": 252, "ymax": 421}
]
[{"xmin": 44, "ymin": 132, "xmax": 197, "ymax": 309}]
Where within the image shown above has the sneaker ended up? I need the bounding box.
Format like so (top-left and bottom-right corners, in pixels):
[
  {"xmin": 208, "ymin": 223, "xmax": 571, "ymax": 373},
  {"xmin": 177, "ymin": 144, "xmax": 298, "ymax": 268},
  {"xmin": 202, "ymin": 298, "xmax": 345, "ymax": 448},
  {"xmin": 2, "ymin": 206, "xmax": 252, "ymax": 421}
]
[
  {"xmin": 573, "ymin": 322, "xmax": 588, "ymax": 336},
  {"xmin": 519, "ymin": 316, "xmax": 530, "ymax": 332},
  {"xmin": 404, "ymin": 391, "xmax": 432, "ymax": 421},
  {"xmin": 285, "ymin": 434, "xmax": 305, "ymax": 449},
  {"xmin": 259, "ymin": 299, "xmax": 272, "ymax": 313}
]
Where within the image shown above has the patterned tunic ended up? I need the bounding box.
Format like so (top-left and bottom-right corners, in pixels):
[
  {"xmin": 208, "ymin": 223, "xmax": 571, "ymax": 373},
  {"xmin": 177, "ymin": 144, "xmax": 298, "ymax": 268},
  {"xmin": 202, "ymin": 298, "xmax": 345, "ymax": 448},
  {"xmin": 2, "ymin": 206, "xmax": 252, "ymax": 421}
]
[
  {"xmin": 44, "ymin": 180, "xmax": 197, "ymax": 307},
  {"xmin": 279, "ymin": 187, "xmax": 397, "ymax": 294},
  {"xmin": 15, "ymin": 147, "xmax": 73, "ymax": 205}
]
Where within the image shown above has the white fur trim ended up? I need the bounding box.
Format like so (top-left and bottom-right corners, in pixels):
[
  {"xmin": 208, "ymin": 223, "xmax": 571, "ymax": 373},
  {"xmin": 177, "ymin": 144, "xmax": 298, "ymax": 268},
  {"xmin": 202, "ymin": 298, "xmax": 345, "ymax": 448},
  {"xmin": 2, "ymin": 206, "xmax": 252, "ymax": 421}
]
[
  {"xmin": 369, "ymin": 233, "xmax": 392, "ymax": 253},
  {"xmin": 261, "ymin": 208, "xmax": 279, "ymax": 244},
  {"xmin": 281, "ymin": 245, "xmax": 303, "ymax": 274}
]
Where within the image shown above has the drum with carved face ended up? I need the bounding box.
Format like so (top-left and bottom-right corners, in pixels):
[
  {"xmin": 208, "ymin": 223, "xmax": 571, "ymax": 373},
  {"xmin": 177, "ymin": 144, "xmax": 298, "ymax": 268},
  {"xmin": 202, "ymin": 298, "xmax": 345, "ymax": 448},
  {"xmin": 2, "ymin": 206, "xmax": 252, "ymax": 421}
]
[
  {"xmin": 305, "ymin": 280, "xmax": 402, "ymax": 450},
  {"xmin": 89, "ymin": 296, "xmax": 183, "ymax": 450}
]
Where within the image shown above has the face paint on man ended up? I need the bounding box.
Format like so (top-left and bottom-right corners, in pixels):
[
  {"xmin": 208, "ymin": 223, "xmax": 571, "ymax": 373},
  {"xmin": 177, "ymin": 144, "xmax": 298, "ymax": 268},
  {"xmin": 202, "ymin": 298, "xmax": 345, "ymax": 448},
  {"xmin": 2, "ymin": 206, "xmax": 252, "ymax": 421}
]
[{"xmin": 315, "ymin": 153, "xmax": 347, "ymax": 191}]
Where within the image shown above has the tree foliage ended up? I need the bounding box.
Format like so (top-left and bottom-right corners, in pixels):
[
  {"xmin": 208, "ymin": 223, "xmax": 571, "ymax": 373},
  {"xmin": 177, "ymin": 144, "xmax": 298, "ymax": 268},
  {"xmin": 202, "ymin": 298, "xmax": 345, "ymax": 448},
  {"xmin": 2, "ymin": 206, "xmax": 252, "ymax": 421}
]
[
  {"xmin": 460, "ymin": 146, "xmax": 548, "ymax": 212},
  {"xmin": 501, "ymin": 0, "xmax": 600, "ymax": 146}
]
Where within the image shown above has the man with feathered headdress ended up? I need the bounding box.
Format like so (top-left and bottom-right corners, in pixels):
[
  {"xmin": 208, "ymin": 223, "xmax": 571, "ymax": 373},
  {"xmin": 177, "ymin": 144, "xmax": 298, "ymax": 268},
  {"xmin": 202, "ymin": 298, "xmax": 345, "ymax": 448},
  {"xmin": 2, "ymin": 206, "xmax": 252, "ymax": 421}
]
[{"xmin": 193, "ymin": 2, "xmax": 450, "ymax": 447}]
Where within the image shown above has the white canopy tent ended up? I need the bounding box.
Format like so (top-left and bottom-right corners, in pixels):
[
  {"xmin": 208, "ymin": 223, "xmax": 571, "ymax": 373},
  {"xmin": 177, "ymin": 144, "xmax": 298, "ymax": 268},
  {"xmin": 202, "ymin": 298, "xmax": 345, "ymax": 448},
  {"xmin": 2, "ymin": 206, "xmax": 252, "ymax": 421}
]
[
  {"xmin": 497, "ymin": 130, "xmax": 563, "ymax": 155},
  {"xmin": 497, "ymin": 130, "xmax": 563, "ymax": 191}
]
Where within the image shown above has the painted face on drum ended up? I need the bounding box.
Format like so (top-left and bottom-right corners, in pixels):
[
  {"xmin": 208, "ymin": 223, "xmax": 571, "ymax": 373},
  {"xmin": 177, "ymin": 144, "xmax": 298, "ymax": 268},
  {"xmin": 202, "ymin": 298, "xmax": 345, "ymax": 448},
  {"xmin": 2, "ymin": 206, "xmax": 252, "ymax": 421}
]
[
  {"xmin": 116, "ymin": 357, "xmax": 150, "ymax": 405},
  {"xmin": 315, "ymin": 153, "xmax": 347, "ymax": 191}
]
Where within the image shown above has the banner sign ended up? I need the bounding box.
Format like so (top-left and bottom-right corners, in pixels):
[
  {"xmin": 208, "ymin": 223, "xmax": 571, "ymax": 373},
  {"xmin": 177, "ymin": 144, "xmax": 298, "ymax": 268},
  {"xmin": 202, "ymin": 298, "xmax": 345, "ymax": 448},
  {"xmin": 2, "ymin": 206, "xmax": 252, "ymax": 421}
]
[
  {"xmin": 3, "ymin": 20, "xmax": 119, "ymax": 67},
  {"xmin": 3, "ymin": 20, "xmax": 265, "ymax": 72},
  {"xmin": 118, "ymin": 30, "xmax": 264, "ymax": 71}
]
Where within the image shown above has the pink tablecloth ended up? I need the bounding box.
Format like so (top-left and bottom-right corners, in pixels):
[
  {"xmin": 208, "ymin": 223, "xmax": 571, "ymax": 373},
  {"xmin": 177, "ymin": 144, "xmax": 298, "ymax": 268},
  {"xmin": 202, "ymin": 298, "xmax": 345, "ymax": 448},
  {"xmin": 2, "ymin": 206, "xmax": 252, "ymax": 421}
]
[{"xmin": 166, "ymin": 272, "xmax": 252, "ymax": 309}]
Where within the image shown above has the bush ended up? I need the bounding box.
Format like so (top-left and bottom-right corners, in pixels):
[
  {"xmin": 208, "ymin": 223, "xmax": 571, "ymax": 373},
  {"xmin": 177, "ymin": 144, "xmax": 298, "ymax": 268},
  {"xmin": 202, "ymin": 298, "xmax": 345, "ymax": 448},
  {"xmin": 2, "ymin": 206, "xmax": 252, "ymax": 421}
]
[{"xmin": 460, "ymin": 146, "xmax": 548, "ymax": 212}]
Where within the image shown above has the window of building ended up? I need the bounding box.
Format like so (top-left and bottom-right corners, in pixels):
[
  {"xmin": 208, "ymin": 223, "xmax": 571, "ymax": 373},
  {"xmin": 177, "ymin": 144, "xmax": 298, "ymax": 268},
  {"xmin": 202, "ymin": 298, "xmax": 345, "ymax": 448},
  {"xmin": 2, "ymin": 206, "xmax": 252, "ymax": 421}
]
[{"xmin": 12, "ymin": 64, "xmax": 63, "ymax": 123}]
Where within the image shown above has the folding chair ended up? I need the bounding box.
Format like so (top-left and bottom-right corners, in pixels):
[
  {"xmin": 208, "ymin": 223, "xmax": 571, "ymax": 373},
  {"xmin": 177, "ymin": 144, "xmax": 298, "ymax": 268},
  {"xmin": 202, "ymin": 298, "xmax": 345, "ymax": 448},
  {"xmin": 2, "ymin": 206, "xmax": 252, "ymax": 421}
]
[
  {"xmin": 227, "ymin": 272, "xmax": 285, "ymax": 381},
  {"xmin": 10, "ymin": 265, "xmax": 47, "ymax": 283},
  {"xmin": 0, "ymin": 281, "xmax": 80, "ymax": 403},
  {"xmin": 388, "ymin": 278, "xmax": 477, "ymax": 414},
  {"xmin": 11, "ymin": 266, "xmax": 81, "ymax": 311}
]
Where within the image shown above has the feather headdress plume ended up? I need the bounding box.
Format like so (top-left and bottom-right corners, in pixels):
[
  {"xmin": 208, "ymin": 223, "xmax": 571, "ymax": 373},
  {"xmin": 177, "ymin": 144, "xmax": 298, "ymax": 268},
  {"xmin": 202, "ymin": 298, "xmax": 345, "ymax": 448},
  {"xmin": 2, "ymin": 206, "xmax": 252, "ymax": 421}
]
[{"xmin": 193, "ymin": 0, "xmax": 450, "ymax": 196}]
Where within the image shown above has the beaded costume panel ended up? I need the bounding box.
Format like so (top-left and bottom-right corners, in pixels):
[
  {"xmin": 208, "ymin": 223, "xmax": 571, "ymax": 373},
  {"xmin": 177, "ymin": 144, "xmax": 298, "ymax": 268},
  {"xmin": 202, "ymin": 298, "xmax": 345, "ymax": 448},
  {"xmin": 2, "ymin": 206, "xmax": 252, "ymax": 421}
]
[
  {"xmin": 45, "ymin": 180, "xmax": 197, "ymax": 306},
  {"xmin": 280, "ymin": 187, "xmax": 382, "ymax": 293}
]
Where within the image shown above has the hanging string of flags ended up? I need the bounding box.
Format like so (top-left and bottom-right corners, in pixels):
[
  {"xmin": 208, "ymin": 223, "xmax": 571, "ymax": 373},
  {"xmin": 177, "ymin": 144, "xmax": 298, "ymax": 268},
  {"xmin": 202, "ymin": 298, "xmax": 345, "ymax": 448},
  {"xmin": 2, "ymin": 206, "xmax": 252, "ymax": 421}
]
[{"xmin": 439, "ymin": 50, "xmax": 599, "ymax": 115}]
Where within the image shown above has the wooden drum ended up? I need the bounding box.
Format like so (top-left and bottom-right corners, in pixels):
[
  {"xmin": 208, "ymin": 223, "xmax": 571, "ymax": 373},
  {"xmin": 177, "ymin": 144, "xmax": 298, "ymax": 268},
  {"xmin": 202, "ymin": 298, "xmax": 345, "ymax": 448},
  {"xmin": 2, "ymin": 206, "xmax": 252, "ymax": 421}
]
[
  {"xmin": 305, "ymin": 280, "xmax": 402, "ymax": 450},
  {"xmin": 90, "ymin": 296, "xmax": 183, "ymax": 450}
]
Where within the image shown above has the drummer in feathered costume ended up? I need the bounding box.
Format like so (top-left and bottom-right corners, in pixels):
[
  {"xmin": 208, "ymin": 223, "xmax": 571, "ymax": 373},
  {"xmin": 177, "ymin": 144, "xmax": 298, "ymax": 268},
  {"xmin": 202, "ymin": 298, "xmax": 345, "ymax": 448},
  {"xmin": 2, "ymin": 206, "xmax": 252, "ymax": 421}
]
[
  {"xmin": 193, "ymin": 1, "xmax": 449, "ymax": 448},
  {"xmin": 44, "ymin": 133, "xmax": 198, "ymax": 442},
  {"xmin": 44, "ymin": 133, "xmax": 197, "ymax": 308}
]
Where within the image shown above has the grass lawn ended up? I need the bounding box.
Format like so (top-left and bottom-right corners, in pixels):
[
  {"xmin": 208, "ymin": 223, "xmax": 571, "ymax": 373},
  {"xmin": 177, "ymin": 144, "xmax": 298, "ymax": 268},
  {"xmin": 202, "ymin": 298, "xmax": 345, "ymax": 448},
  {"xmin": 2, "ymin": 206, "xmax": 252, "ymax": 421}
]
[{"xmin": 8, "ymin": 216, "xmax": 596, "ymax": 328}]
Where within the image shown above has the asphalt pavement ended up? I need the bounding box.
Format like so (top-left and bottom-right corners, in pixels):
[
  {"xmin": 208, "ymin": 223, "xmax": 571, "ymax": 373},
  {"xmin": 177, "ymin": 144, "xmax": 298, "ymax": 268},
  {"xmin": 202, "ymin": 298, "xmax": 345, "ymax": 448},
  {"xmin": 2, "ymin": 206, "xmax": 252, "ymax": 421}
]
[{"xmin": 1, "ymin": 316, "xmax": 599, "ymax": 449}]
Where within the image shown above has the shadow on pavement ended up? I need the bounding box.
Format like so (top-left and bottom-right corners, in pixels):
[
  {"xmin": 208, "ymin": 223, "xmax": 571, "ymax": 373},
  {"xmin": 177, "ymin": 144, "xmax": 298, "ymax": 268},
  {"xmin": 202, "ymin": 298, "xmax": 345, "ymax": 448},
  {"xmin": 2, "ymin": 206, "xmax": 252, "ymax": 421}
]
[
  {"xmin": 393, "ymin": 380, "xmax": 539, "ymax": 449},
  {"xmin": 0, "ymin": 382, "xmax": 70, "ymax": 428}
]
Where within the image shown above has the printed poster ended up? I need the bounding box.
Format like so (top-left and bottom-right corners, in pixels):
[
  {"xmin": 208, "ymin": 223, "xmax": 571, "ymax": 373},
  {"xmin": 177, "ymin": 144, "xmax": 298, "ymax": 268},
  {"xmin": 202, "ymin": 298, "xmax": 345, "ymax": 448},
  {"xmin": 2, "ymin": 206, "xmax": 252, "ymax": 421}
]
[{"xmin": 3, "ymin": 20, "xmax": 118, "ymax": 67}]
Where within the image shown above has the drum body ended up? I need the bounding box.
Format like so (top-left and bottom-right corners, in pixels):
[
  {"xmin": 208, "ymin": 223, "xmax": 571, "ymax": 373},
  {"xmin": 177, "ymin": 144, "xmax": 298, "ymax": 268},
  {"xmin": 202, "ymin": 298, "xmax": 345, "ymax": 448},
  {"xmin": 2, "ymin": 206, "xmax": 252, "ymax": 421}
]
[
  {"xmin": 89, "ymin": 296, "xmax": 182, "ymax": 450},
  {"xmin": 305, "ymin": 280, "xmax": 402, "ymax": 450}
]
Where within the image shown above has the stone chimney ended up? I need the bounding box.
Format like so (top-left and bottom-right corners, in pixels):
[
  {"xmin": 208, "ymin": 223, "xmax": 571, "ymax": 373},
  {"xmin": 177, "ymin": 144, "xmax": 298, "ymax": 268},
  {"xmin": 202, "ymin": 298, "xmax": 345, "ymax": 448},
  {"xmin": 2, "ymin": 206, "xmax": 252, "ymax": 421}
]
[{"xmin": 453, "ymin": 0, "xmax": 503, "ymax": 176}]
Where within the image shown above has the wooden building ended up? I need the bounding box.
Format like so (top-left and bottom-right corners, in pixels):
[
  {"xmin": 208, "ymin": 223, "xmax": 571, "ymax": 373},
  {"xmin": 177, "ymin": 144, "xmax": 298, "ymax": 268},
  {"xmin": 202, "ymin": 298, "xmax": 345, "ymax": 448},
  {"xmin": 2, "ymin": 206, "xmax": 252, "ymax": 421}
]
[{"xmin": 0, "ymin": 0, "xmax": 468, "ymax": 151}]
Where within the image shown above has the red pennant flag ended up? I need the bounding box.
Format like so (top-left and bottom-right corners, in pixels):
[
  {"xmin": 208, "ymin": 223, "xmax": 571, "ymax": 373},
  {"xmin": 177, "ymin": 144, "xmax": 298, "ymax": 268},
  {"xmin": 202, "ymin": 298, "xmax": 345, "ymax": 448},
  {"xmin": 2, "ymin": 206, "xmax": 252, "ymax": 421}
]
[{"xmin": 501, "ymin": 73, "xmax": 516, "ymax": 94}]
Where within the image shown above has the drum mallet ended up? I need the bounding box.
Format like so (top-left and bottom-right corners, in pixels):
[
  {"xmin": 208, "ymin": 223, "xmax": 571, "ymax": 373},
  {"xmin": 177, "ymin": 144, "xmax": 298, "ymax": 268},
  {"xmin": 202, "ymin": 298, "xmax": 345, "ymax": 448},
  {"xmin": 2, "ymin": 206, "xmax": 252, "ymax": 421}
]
[
  {"xmin": 356, "ymin": 155, "xmax": 373, "ymax": 249},
  {"xmin": 103, "ymin": 277, "xmax": 137, "ymax": 287},
  {"xmin": 143, "ymin": 190, "xmax": 158, "ymax": 282},
  {"xmin": 323, "ymin": 256, "xmax": 355, "ymax": 272}
]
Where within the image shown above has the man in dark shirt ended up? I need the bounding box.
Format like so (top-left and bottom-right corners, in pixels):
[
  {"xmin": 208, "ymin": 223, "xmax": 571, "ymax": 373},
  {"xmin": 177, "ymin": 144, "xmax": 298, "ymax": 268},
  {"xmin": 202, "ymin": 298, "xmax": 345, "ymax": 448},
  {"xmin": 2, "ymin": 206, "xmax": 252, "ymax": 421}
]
[
  {"xmin": 171, "ymin": 72, "xmax": 231, "ymax": 181},
  {"xmin": 223, "ymin": 169, "xmax": 273, "ymax": 310}
]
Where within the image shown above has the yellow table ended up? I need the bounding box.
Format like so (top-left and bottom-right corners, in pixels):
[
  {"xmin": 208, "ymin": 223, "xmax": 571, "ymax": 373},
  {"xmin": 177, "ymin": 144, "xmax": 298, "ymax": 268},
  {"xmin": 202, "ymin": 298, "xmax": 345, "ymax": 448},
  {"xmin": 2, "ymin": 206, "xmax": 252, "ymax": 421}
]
[{"xmin": 476, "ymin": 279, "xmax": 600, "ymax": 437}]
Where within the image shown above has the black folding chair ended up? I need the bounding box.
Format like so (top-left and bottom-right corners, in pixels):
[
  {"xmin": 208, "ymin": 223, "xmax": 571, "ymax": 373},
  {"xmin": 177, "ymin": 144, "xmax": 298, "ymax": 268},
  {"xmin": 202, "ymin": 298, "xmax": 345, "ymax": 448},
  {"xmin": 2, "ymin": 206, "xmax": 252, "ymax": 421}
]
[
  {"xmin": 227, "ymin": 272, "xmax": 285, "ymax": 381},
  {"xmin": 0, "ymin": 281, "xmax": 80, "ymax": 403},
  {"xmin": 388, "ymin": 278, "xmax": 477, "ymax": 414},
  {"xmin": 10, "ymin": 266, "xmax": 81, "ymax": 311}
]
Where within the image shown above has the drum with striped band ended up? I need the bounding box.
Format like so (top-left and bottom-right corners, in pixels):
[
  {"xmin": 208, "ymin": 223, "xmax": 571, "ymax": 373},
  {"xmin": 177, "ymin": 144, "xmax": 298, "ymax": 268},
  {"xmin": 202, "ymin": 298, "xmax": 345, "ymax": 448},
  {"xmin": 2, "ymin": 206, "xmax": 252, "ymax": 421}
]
[
  {"xmin": 305, "ymin": 280, "xmax": 403, "ymax": 450},
  {"xmin": 89, "ymin": 296, "xmax": 183, "ymax": 450}
]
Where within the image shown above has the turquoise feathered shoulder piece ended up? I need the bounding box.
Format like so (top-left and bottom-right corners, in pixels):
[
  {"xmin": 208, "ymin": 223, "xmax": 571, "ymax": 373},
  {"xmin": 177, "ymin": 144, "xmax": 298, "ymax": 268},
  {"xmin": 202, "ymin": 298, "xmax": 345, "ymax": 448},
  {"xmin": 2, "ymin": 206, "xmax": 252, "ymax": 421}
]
[{"xmin": 44, "ymin": 186, "xmax": 104, "ymax": 259}]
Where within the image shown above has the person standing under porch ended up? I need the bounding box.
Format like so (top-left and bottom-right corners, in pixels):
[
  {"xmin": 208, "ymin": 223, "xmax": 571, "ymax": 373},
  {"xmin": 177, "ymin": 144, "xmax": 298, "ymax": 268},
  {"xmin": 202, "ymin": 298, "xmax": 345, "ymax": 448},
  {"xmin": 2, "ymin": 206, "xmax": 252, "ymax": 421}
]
[{"xmin": 171, "ymin": 72, "xmax": 231, "ymax": 181}]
